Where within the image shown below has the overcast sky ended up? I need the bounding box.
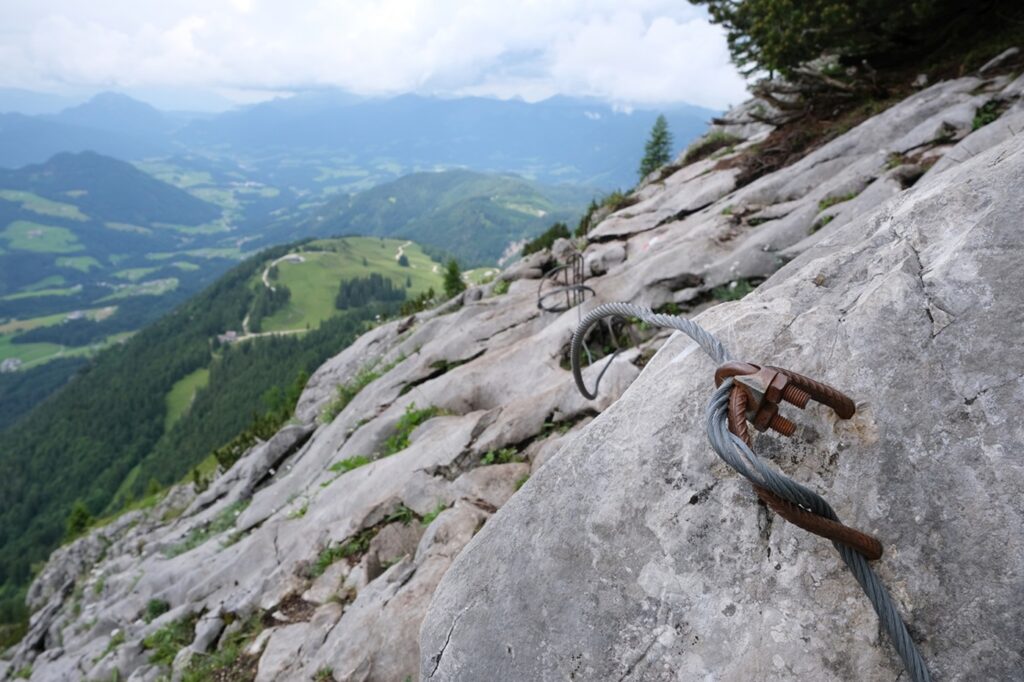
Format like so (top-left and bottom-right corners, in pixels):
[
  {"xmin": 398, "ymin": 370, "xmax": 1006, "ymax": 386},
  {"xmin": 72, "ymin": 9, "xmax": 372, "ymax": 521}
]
[{"xmin": 0, "ymin": 0, "xmax": 748, "ymax": 110}]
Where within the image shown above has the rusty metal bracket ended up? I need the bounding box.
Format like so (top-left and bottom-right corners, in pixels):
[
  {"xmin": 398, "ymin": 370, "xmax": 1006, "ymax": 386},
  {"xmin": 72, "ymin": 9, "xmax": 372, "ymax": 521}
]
[{"xmin": 716, "ymin": 361, "xmax": 882, "ymax": 560}]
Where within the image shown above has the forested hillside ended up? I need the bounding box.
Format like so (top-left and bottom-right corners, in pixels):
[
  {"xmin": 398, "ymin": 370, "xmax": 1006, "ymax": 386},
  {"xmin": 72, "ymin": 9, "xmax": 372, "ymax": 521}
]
[
  {"xmin": 297, "ymin": 169, "xmax": 592, "ymax": 265},
  {"xmin": 0, "ymin": 237, "xmax": 442, "ymax": 628}
]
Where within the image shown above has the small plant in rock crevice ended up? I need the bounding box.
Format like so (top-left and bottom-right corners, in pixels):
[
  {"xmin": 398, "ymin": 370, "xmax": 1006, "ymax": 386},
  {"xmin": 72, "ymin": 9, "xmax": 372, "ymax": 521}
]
[
  {"xmin": 310, "ymin": 528, "xmax": 376, "ymax": 577},
  {"xmin": 972, "ymin": 99, "xmax": 1008, "ymax": 130},
  {"xmin": 143, "ymin": 613, "xmax": 199, "ymax": 666},
  {"xmin": 329, "ymin": 455, "xmax": 371, "ymax": 474},
  {"xmin": 818, "ymin": 191, "xmax": 860, "ymax": 211},
  {"xmin": 143, "ymin": 598, "xmax": 170, "ymax": 623},
  {"xmin": 421, "ymin": 501, "xmax": 449, "ymax": 526},
  {"xmin": 381, "ymin": 403, "xmax": 443, "ymax": 456},
  {"xmin": 712, "ymin": 279, "xmax": 757, "ymax": 302},
  {"xmin": 481, "ymin": 448, "xmax": 521, "ymax": 465}
]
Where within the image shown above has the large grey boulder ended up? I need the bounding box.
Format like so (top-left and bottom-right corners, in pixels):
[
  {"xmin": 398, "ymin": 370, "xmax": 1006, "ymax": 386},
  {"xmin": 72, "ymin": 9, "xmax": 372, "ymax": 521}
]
[{"xmin": 420, "ymin": 136, "xmax": 1024, "ymax": 678}]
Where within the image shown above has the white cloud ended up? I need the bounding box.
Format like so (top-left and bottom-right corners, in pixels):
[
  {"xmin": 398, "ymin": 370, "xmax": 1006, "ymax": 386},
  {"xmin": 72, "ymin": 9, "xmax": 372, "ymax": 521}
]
[{"xmin": 0, "ymin": 0, "xmax": 748, "ymax": 109}]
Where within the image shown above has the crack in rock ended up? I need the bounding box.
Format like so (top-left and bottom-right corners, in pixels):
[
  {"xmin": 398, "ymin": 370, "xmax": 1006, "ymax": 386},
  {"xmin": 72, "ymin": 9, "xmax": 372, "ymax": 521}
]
[{"xmin": 428, "ymin": 603, "xmax": 473, "ymax": 678}]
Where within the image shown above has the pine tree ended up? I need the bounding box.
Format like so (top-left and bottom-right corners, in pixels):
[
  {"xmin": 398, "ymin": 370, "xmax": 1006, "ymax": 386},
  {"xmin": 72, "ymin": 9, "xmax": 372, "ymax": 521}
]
[
  {"xmin": 65, "ymin": 500, "xmax": 92, "ymax": 540},
  {"xmin": 639, "ymin": 115, "xmax": 673, "ymax": 180},
  {"xmin": 443, "ymin": 259, "xmax": 466, "ymax": 299}
]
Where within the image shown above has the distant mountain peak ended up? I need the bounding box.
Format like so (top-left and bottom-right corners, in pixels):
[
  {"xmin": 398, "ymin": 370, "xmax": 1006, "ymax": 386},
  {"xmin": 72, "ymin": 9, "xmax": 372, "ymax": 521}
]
[{"xmin": 54, "ymin": 91, "xmax": 170, "ymax": 136}]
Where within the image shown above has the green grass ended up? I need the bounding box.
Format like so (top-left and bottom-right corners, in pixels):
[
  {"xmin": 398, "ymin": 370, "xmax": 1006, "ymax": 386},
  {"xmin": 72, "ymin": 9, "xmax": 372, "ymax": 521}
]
[
  {"xmin": 164, "ymin": 500, "xmax": 250, "ymax": 557},
  {"xmin": 0, "ymin": 190, "xmax": 88, "ymax": 221},
  {"xmin": 171, "ymin": 261, "xmax": 200, "ymax": 271},
  {"xmin": 329, "ymin": 455, "xmax": 371, "ymax": 473},
  {"xmin": 143, "ymin": 613, "xmax": 199, "ymax": 665},
  {"xmin": 0, "ymin": 311, "xmax": 73, "ymax": 335},
  {"xmin": 0, "ymin": 329, "xmax": 130, "ymax": 370},
  {"xmin": 143, "ymin": 599, "xmax": 171, "ymax": 623},
  {"xmin": 181, "ymin": 612, "xmax": 263, "ymax": 682},
  {"xmin": 421, "ymin": 501, "xmax": 449, "ymax": 526},
  {"xmin": 818, "ymin": 192, "xmax": 859, "ymax": 211},
  {"xmin": 712, "ymin": 279, "xmax": 756, "ymax": 301},
  {"xmin": 2, "ymin": 220, "xmax": 84, "ymax": 253},
  {"xmin": 0, "ymin": 306, "xmax": 115, "ymax": 335},
  {"xmin": 973, "ymin": 100, "xmax": 1008, "ymax": 130},
  {"xmin": 164, "ymin": 367, "xmax": 210, "ymax": 431},
  {"xmin": 0, "ymin": 307, "xmax": 120, "ymax": 367},
  {"xmin": 311, "ymin": 529, "xmax": 375, "ymax": 576},
  {"xmin": 56, "ymin": 256, "xmax": 101, "ymax": 272},
  {"xmin": 259, "ymin": 238, "xmax": 443, "ymax": 333},
  {"xmin": 381, "ymin": 403, "xmax": 442, "ymax": 455},
  {"xmin": 480, "ymin": 447, "xmax": 522, "ymax": 465},
  {"xmin": 1, "ymin": 284, "xmax": 81, "ymax": 301},
  {"xmin": 0, "ymin": 334, "xmax": 64, "ymax": 366}
]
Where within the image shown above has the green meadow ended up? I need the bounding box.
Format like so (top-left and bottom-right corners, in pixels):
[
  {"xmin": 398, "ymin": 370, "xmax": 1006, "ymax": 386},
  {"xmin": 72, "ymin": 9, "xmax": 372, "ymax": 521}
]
[
  {"xmin": 57, "ymin": 256, "xmax": 102, "ymax": 272},
  {"xmin": 2, "ymin": 221, "xmax": 84, "ymax": 253},
  {"xmin": 0, "ymin": 190, "xmax": 88, "ymax": 221},
  {"xmin": 164, "ymin": 367, "xmax": 211, "ymax": 431},
  {"xmin": 259, "ymin": 237, "xmax": 443, "ymax": 333}
]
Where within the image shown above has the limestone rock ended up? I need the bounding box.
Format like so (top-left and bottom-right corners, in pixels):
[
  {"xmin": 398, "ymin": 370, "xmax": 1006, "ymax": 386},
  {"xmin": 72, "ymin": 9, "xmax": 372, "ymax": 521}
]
[{"xmin": 420, "ymin": 137, "xmax": 1024, "ymax": 681}]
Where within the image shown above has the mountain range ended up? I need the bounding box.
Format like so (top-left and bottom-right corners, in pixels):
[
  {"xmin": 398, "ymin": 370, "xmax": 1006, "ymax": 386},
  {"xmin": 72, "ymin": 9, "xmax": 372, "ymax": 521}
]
[{"xmin": 0, "ymin": 90, "xmax": 716, "ymax": 189}]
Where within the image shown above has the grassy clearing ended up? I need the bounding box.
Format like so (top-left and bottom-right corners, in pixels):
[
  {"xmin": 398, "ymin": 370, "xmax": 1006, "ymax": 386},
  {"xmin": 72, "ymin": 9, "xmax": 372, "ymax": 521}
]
[
  {"xmin": 0, "ymin": 306, "xmax": 114, "ymax": 334},
  {"xmin": 0, "ymin": 323, "xmax": 130, "ymax": 369},
  {"xmin": 0, "ymin": 334, "xmax": 63, "ymax": 365},
  {"xmin": 99, "ymin": 278, "xmax": 179, "ymax": 301},
  {"xmin": 1, "ymin": 284, "xmax": 82, "ymax": 301},
  {"xmin": 56, "ymin": 256, "xmax": 101, "ymax": 272},
  {"xmin": 147, "ymin": 247, "xmax": 243, "ymax": 261},
  {"xmin": 260, "ymin": 237, "xmax": 443, "ymax": 333},
  {"xmin": 172, "ymin": 261, "xmax": 200, "ymax": 271},
  {"xmin": 0, "ymin": 190, "xmax": 88, "ymax": 221},
  {"xmin": 104, "ymin": 221, "xmax": 151, "ymax": 234},
  {"xmin": 164, "ymin": 367, "xmax": 210, "ymax": 431},
  {"xmin": 2, "ymin": 220, "xmax": 83, "ymax": 253},
  {"xmin": 114, "ymin": 267, "xmax": 160, "ymax": 282}
]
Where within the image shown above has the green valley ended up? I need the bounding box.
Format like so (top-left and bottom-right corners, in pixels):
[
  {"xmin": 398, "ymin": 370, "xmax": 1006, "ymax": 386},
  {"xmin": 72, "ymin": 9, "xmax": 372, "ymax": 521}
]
[{"xmin": 0, "ymin": 235, "xmax": 447, "ymax": 627}]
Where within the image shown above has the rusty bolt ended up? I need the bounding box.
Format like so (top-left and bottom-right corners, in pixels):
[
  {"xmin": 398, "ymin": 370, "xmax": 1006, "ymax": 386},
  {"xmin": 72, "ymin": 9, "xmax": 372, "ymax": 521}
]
[
  {"xmin": 769, "ymin": 413, "xmax": 797, "ymax": 437},
  {"xmin": 781, "ymin": 384, "xmax": 811, "ymax": 408}
]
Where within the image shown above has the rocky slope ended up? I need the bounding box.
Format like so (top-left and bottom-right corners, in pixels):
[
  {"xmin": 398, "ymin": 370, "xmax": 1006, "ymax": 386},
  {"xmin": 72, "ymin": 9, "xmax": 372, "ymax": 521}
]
[{"xmin": 4, "ymin": 65, "xmax": 1024, "ymax": 681}]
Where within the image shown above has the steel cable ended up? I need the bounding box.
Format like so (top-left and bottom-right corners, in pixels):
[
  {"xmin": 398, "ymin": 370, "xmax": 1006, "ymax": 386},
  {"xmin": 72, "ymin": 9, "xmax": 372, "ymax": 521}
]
[{"xmin": 571, "ymin": 301, "xmax": 931, "ymax": 682}]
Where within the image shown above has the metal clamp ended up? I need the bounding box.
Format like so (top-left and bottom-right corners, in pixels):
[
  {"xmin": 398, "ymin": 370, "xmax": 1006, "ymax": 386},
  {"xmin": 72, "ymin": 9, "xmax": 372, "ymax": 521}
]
[{"xmin": 715, "ymin": 361, "xmax": 882, "ymax": 560}]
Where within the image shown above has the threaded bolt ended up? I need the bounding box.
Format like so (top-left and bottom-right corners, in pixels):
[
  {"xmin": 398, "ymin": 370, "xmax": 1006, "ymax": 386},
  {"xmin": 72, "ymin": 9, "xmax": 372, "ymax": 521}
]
[
  {"xmin": 769, "ymin": 414, "xmax": 797, "ymax": 437},
  {"xmin": 781, "ymin": 384, "xmax": 811, "ymax": 408}
]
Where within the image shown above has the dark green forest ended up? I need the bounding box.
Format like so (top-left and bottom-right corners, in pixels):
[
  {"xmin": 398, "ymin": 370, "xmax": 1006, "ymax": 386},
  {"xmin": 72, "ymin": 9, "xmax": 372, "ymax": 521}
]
[
  {"xmin": 335, "ymin": 272, "xmax": 407, "ymax": 310},
  {"xmin": 0, "ymin": 238, "xmax": 406, "ymax": 627}
]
